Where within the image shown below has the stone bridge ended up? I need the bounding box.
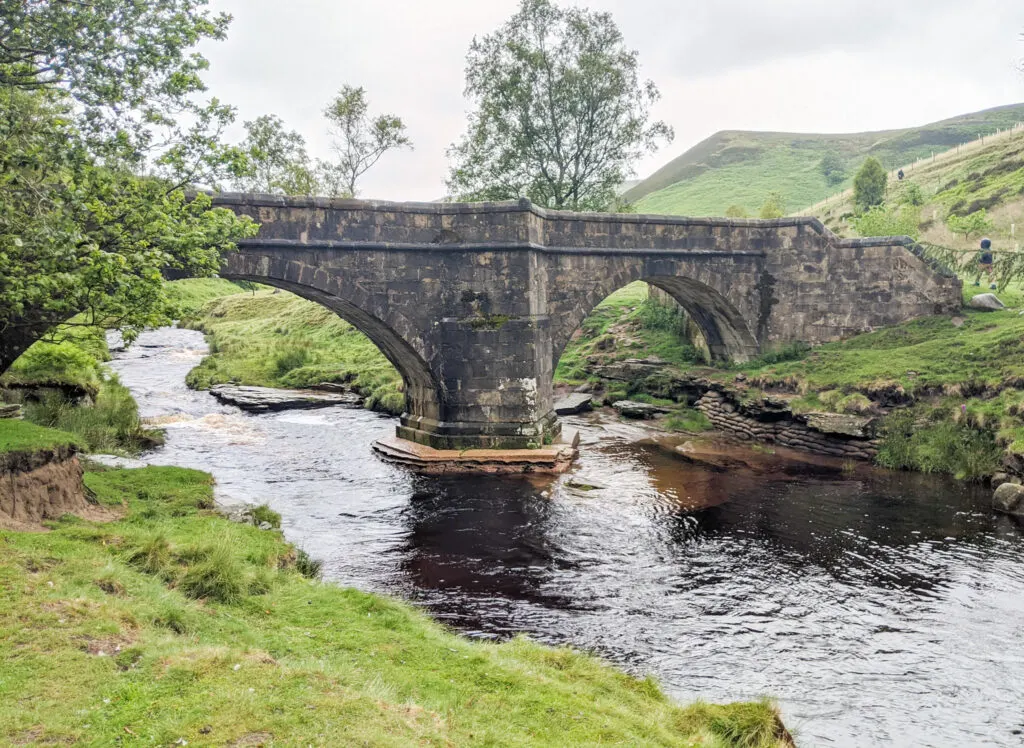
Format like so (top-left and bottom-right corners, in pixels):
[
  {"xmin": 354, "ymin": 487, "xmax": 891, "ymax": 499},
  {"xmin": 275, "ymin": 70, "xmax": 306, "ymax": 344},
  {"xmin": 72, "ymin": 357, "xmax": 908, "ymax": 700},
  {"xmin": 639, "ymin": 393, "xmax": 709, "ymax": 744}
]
[{"xmin": 212, "ymin": 194, "xmax": 961, "ymax": 450}]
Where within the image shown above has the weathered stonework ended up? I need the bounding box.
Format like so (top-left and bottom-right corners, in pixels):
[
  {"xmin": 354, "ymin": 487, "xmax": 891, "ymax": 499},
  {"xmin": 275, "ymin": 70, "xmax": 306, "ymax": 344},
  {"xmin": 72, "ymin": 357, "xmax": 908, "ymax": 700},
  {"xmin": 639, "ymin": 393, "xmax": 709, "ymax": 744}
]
[{"xmin": 212, "ymin": 194, "xmax": 961, "ymax": 450}]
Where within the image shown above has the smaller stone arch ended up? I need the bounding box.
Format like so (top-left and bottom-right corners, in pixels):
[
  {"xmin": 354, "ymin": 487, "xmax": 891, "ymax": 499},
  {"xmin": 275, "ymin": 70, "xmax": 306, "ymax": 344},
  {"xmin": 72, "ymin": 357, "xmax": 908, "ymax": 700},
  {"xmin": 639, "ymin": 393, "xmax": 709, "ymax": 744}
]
[
  {"xmin": 221, "ymin": 273, "xmax": 444, "ymax": 429},
  {"xmin": 551, "ymin": 271, "xmax": 760, "ymax": 373},
  {"xmin": 644, "ymin": 275, "xmax": 760, "ymax": 362}
]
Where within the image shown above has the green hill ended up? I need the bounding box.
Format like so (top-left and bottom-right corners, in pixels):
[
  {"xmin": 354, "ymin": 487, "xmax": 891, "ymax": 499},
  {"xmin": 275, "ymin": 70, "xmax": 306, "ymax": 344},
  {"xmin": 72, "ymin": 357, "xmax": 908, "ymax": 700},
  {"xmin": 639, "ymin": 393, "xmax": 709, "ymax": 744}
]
[{"xmin": 625, "ymin": 103, "xmax": 1024, "ymax": 217}]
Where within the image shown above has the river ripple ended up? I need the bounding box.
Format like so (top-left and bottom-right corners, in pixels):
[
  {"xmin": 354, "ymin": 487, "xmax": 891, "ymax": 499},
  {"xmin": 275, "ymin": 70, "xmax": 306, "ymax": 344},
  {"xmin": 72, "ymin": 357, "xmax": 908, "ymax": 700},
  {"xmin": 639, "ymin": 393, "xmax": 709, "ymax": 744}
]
[{"xmin": 109, "ymin": 327, "xmax": 1024, "ymax": 747}]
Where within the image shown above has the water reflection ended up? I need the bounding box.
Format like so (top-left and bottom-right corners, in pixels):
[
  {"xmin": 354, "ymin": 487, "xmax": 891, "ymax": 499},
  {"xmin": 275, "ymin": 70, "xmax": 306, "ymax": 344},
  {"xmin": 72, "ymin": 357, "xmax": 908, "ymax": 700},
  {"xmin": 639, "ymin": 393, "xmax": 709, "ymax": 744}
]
[{"xmin": 109, "ymin": 327, "xmax": 1024, "ymax": 747}]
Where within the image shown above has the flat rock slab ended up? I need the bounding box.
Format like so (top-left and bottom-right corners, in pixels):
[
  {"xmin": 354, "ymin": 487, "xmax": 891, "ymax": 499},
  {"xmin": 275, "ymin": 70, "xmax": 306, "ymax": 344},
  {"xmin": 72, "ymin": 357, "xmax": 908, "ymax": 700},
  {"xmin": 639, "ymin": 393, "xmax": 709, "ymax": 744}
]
[
  {"xmin": 613, "ymin": 400, "xmax": 671, "ymax": 419},
  {"xmin": 209, "ymin": 385, "xmax": 361, "ymax": 412},
  {"xmin": 554, "ymin": 393, "xmax": 593, "ymax": 415},
  {"xmin": 373, "ymin": 431, "xmax": 578, "ymax": 475},
  {"xmin": 804, "ymin": 412, "xmax": 875, "ymax": 438},
  {"xmin": 969, "ymin": 293, "xmax": 1006, "ymax": 311}
]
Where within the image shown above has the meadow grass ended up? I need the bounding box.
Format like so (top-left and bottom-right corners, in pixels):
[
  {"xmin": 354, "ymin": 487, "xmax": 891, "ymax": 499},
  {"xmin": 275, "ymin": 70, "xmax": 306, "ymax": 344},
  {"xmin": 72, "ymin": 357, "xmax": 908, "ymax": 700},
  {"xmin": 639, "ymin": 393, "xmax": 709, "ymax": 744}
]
[
  {"xmin": 0, "ymin": 419, "xmax": 80, "ymax": 453},
  {"xmin": 0, "ymin": 464, "xmax": 789, "ymax": 747}
]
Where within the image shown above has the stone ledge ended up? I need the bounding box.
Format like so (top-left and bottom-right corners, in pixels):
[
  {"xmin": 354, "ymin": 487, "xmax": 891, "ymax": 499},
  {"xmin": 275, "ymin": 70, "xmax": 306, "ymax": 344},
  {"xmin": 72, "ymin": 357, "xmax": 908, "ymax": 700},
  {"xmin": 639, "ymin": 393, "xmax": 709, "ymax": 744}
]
[{"xmin": 373, "ymin": 430, "xmax": 578, "ymax": 475}]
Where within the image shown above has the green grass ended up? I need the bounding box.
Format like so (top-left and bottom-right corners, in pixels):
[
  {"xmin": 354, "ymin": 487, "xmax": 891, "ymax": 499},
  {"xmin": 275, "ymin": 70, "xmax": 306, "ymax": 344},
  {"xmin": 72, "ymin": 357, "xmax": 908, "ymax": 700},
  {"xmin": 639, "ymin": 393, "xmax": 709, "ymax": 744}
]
[
  {"xmin": 1, "ymin": 324, "xmax": 110, "ymax": 396},
  {"xmin": 183, "ymin": 288, "xmax": 406, "ymax": 415},
  {"xmin": 0, "ymin": 466, "xmax": 789, "ymax": 746},
  {"xmin": 626, "ymin": 103, "xmax": 1024, "ymax": 216},
  {"xmin": 164, "ymin": 277, "xmax": 249, "ymax": 320},
  {"xmin": 0, "ymin": 419, "xmax": 80, "ymax": 454},
  {"xmin": 1, "ymin": 320, "xmax": 161, "ymax": 455}
]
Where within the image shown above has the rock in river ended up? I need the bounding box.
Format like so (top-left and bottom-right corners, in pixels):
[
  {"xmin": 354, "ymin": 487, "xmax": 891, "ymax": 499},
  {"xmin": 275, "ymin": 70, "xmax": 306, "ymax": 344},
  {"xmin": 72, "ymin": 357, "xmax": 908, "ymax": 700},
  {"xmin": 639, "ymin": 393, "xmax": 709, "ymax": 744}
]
[
  {"xmin": 209, "ymin": 385, "xmax": 361, "ymax": 412},
  {"xmin": 554, "ymin": 393, "xmax": 593, "ymax": 415},
  {"xmin": 613, "ymin": 400, "xmax": 670, "ymax": 419},
  {"xmin": 992, "ymin": 482, "xmax": 1024, "ymax": 516}
]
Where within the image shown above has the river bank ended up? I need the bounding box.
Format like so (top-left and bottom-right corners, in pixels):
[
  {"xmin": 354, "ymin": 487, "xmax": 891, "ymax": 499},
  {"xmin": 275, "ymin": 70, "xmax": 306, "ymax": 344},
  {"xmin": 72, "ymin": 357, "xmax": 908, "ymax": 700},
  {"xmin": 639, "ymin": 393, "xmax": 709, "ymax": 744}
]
[
  {"xmin": 556, "ymin": 282, "xmax": 1024, "ymax": 486},
  {"xmin": 0, "ymin": 448, "xmax": 789, "ymax": 746}
]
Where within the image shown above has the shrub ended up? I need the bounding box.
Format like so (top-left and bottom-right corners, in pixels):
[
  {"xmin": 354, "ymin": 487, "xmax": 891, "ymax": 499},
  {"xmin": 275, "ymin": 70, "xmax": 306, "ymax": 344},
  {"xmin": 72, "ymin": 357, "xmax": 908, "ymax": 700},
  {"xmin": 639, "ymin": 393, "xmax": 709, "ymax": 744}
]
[
  {"xmin": 876, "ymin": 410, "xmax": 1002, "ymax": 481},
  {"xmin": 273, "ymin": 346, "xmax": 311, "ymax": 378},
  {"xmin": 251, "ymin": 504, "xmax": 281, "ymax": 529},
  {"xmin": 295, "ymin": 548, "xmax": 323, "ymax": 580}
]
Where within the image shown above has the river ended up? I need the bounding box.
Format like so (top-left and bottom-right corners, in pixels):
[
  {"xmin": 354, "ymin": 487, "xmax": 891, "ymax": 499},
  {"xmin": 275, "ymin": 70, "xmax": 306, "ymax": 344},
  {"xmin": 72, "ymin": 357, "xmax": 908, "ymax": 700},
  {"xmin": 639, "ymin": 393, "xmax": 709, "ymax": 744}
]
[{"xmin": 109, "ymin": 326, "xmax": 1024, "ymax": 747}]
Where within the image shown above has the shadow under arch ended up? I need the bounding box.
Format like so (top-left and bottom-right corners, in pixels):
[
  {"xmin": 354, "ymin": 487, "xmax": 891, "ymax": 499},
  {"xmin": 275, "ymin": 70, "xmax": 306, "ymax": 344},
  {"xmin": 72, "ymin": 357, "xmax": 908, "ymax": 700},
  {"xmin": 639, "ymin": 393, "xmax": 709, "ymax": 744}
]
[
  {"xmin": 221, "ymin": 274, "xmax": 443, "ymax": 426},
  {"xmin": 553, "ymin": 274, "xmax": 760, "ymax": 371}
]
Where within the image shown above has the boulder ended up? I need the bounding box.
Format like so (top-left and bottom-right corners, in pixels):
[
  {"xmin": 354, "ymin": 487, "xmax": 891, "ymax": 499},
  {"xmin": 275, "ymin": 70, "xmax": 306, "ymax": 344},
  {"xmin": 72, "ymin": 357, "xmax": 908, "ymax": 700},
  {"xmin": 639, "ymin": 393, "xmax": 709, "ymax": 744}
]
[
  {"xmin": 968, "ymin": 293, "xmax": 1005, "ymax": 311},
  {"xmin": 804, "ymin": 412, "xmax": 875, "ymax": 438},
  {"xmin": 554, "ymin": 393, "xmax": 593, "ymax": 415},
  {"xmin": 0, "ymin": 404, "xmax": 22, "ymax": 420},
  {"xmin": 612, "ymin": 400, "xmax": 670, "ymax": 419},
  {"xmin": 209, "ymin": 385, "xmax": 361, "ymax": 412},
  {"xmin": 992, "ymin": 482, "xmax": 1024, "ymax": 516}
]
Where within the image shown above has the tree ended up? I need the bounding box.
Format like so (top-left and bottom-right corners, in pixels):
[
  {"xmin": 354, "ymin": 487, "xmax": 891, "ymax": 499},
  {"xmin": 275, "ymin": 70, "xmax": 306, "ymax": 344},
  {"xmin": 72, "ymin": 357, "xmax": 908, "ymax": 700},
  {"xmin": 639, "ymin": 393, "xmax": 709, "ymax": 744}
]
[
  {"xmin": 900, "ymin": 181, "xmax": 925, "ymax": 207},
  {"xmin": 819, "ymin": 152, "xmax": 846, "ymax": 186},
  {"xmin": 853, "ymin": 157, "xmax": 887, "ymax": 212},
  {"xmin": 446, "ymin": 0, "xmax": 672, "ymax": 211},
  {"xmin": 759, "ymin": 192, "xmax": 786, "ymax": 219},
  {"xmin": 322, "ymin": 85, "xmax": 412, "ymax": 197},
  {"xmin": 946, "ymin": 209, "xmax": 993, "ymax": 241},
  {"xmin": 724, "ymin": 205, "xmax": 749, "ymax": 218},
  {"xmin": 0, "ymin": 1, "xmax": 257, "ymax": 375},
  {"xmin": 233, "ymin": 115, "xmax": 319, "ymax": 195}
]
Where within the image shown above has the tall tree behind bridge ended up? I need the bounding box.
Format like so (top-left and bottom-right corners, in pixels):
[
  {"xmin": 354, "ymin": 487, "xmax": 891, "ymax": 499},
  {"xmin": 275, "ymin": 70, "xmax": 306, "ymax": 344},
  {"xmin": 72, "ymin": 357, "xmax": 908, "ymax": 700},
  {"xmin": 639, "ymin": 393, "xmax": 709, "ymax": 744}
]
[
  {"xmin": 321, "ymin": 86, "xmax": 412, "ymax": 198},
  {"xmin": 853, "ymin": 157, "xmax": 888, "ymax": 212},
  {"xmin": 446, "ymin": 0, "xmax": 673, "ymax": 211},
  {"xmin": 234, "ymin": 115, "xmax": 320, "ymax": 195},
  {"xmin": 0, "ymin": 0, "xmax": 257, "ymax": 375}
]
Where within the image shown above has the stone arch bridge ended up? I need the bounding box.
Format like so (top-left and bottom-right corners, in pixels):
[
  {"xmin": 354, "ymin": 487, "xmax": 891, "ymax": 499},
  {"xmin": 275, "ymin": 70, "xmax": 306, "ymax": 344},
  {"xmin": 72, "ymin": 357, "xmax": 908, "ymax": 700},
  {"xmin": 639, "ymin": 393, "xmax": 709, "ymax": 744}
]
[{"xmin": 212, "ymin": 194, "xmax": 960, "ymax": 450}]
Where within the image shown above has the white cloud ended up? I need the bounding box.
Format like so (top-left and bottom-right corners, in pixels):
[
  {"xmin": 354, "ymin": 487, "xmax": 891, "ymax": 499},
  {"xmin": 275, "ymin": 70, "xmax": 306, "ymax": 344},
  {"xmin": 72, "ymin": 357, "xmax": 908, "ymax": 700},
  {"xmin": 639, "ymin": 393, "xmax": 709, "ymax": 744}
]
[{"xmin": 201, "ymin": 0, "xmax": 1024, "ymax": 201}]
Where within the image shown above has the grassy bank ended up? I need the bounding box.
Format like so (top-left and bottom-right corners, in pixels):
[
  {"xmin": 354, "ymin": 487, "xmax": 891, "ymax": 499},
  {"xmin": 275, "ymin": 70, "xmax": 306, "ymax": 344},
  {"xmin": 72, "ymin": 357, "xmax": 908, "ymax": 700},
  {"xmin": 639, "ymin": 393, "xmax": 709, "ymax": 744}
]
[
  {"xmin": 0, "ymin": 323, "xmax": 159, "ymax": 456},
  {"xmin": 555, "ymin": 282, "xmax": 1024, "ymax": 480},
  {"xmin": 178, "ymin": 283, "xmax": 405, "ymax": 415},
  {"xmin": 0, "ymin": 462, "xmax": 788, "ymax": 746}
]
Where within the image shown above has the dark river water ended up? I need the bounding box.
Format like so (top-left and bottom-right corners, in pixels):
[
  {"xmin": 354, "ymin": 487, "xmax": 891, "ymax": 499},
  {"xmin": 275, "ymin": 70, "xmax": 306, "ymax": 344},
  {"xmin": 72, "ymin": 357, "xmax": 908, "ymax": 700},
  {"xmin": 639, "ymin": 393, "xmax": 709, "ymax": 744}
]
[{"xmin": 109, "ymin": 327, "xmax": 1024, "ymax": 747}]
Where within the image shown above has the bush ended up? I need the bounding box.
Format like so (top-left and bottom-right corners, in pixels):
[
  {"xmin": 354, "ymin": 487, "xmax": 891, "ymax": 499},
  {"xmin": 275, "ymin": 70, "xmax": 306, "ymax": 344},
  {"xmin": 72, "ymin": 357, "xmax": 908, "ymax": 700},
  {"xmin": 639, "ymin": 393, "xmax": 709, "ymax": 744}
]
[
  {"xmin": 252, "ymin": 504, "xmax": 281, "ymax": 529},
  {"xmin": 295, "ymin": 548, "xmax": 323, "ymax": 580},
  {"xmin": 23, "ymin": 378, "xmax": 161, "ymax": 455},
  {"xmin": 273, "ymin": 346, "xmax": 312, "ymax": 378},
  {"xmin": 876, "ymin": 410, "xmax": 1002, "ymax": 481}
]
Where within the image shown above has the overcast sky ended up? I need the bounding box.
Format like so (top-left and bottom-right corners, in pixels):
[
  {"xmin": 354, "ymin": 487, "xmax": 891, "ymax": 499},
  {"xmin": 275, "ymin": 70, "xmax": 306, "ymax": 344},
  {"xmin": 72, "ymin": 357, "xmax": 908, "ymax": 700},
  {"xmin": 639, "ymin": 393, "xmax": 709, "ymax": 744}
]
[{"xmin": 200, "ymin": 0, "xmax": 1024, "ymax": 201}]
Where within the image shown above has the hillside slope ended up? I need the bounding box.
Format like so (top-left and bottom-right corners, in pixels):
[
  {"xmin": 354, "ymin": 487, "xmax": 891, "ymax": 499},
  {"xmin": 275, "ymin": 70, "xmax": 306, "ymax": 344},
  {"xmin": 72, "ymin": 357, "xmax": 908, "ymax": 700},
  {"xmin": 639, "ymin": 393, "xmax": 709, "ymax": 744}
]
[
  {"xmin": 808, "ymin": 126, "xmax": 1024, "ymax": 253},
  {"xmin": 625, "ymin": 103, "xmax": 1024, "ymax": 217}
]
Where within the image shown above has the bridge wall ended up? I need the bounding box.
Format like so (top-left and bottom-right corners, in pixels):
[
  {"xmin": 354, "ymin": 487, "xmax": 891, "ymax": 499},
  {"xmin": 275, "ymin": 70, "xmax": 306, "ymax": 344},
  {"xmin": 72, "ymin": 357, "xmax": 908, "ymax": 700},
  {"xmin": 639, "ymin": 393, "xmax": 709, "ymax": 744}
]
[{"xmin": 212, "ymin": 194, "xmax": 961, "ymax": 449}]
